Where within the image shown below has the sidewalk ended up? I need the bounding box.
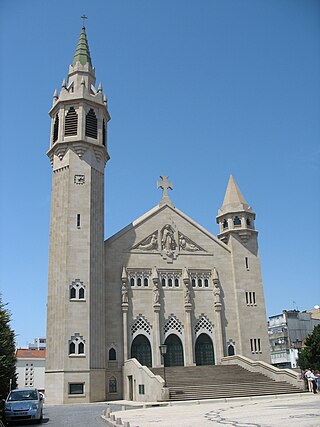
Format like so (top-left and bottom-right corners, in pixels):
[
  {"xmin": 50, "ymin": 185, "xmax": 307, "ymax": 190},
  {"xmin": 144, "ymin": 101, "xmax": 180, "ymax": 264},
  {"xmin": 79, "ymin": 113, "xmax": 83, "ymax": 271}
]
[{"xmin": 103, "ymin": 393, "xmax": 320, "ymax": 427}]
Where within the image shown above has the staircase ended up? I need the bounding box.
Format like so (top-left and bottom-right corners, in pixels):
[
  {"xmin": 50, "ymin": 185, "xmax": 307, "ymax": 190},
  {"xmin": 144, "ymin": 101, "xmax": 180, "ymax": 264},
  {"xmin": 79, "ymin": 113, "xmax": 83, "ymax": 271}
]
[{"xmin": 150, "ymin": 365, "xmax": 303, "ymax": 401}]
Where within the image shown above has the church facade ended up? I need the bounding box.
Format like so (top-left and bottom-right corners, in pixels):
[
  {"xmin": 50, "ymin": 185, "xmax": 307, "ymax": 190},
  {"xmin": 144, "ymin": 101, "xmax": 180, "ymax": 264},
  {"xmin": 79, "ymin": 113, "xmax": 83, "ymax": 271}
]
[{"xmin": 45, "ymin": 27, "xmax": 270, "ymax": 404}]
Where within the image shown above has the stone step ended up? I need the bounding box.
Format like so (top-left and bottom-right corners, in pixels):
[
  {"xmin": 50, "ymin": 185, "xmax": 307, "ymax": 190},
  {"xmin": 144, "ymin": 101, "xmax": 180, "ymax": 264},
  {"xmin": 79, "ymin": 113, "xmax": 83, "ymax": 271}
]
[{"xmin": 150, "ymin": 365, "xmax": 304, "ymax": 401}]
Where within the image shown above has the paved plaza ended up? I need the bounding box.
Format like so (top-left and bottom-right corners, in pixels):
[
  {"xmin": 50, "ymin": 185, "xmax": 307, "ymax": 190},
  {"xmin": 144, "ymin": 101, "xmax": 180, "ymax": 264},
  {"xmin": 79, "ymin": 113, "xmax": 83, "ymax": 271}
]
[{"xmin": 104, "ymin": 393, "xmax": 320, "ymax": 427}]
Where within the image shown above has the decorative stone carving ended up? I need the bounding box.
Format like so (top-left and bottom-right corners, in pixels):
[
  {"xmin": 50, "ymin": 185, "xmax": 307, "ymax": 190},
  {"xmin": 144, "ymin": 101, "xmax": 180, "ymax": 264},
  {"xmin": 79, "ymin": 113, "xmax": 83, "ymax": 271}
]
[
  {"xmin": 179, "ymin": 233, "xmax": 200, "ymax": 252},
  {"xmin": 137, "ymin": 234, "xmax": 158, "ymax": 250},
  {"xmin": 121, "ymin": 266, "xmax": 128, "ymax": 305}
]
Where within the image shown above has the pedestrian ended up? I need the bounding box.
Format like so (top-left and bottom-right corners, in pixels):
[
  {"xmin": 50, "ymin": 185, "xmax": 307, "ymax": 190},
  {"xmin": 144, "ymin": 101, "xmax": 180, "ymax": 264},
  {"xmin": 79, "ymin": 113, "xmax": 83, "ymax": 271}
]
[
  {"xmin": 304, "ymin": 368, "xmax": 313, "ymax": 392},
  {"xmin": 310, "ymin": 371, "xmax": 318, "ymax": 394}
]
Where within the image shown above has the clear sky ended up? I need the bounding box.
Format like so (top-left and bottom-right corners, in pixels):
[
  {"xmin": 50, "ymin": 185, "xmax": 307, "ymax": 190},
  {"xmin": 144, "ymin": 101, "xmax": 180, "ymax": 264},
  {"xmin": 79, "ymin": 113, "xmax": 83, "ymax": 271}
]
[{"xmin": 0, "ymin": 0, "xmax": 319, "ymax": 348}]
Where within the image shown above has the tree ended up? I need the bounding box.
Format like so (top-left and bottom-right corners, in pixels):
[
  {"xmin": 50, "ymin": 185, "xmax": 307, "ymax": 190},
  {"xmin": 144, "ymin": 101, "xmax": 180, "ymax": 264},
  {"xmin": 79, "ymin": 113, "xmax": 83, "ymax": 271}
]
[
  {"xmin": 0, "ymin": 294, "xmax": 17, "ymax": 401},
  {"xmin": 298, "ymin": 324, "xmax": 320, "ymax": 371}
]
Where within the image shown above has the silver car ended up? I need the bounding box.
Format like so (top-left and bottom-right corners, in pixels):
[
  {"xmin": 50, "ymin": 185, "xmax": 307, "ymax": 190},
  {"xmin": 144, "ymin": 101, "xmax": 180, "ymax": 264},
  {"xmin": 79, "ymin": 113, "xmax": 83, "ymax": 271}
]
[{"xmin": 3, "ymin": 388, "xmax": 43, "ymax": 424}]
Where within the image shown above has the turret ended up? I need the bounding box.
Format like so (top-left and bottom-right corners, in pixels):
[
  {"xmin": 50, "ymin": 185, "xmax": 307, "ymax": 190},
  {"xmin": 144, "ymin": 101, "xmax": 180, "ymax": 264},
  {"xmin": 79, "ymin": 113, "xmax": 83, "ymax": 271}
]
[{"xmin": 216, "ymin": 175, "xmax": 256, "ymax": 244}]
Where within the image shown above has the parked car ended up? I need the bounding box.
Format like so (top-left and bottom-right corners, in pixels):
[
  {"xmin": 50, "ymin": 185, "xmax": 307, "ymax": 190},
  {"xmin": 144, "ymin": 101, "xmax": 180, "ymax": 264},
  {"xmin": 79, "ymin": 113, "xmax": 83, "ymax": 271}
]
[{"xmin": 3, "ymin": 388, "xmax": 43, "ymax": 425}]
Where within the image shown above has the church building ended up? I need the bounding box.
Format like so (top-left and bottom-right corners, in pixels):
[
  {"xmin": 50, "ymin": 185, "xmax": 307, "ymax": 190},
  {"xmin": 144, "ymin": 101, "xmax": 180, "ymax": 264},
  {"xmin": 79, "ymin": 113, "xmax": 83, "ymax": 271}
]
[{"xmin": 45, "ymin": 26, "xmax": 270, "ymax": 404}]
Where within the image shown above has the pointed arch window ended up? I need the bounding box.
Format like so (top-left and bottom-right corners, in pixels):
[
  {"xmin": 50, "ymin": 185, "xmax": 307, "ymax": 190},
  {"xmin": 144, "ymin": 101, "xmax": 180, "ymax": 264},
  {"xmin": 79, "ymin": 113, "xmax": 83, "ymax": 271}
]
[
  {"xmin": 69, "ymin": 333, "xmax": 85, "ymax": 356},
  {"xmin": 69, "ymin": 280, "xmax": 86, "ymax": 301},
  {"xmin": 85, "ymin": 108, "xmax": 98, "ymax": 139},
  {"xmin": 109, "ymin": 348, "xmax": 116, "ymax": 360},
  {"xmin": 223, "ymin": 219, "xmax": 228, "ymax": 229},
  {"xmin": 109, "ymin": 376, "xmax": 117, "ymax": 393},
  {"xmin": 53, "ymin": 114, "xmax": 59, "ymax": 143},
  {"xmin": 246, "ymin": 217, "xmax": 251, "ymax": 227},
  {"xmin": 233, "ymin": 216, "xmax": 241, "ymax": 227},
  {"xmin": 65, "ymin": 107, "xmax": 78, "ymax": 136}
]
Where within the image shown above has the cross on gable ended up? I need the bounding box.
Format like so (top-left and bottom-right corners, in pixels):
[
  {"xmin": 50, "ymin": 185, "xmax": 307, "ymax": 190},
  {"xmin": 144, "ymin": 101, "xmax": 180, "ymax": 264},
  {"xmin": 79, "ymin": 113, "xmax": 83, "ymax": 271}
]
[{"xmin": 157, "ymin": 176, "xmax": 173, "ymax": 203}]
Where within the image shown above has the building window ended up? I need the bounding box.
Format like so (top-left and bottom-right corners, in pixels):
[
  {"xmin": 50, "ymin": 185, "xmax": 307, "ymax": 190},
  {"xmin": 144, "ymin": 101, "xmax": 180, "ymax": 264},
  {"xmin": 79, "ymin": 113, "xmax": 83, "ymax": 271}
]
[
  {"xmin": 246, "ymin": 217, "xmax": 251, "ymax": 227},
  {"xmin": 138, "ymin": 384, "xmax": 145, "ymax": 395},
  {"xmin": 53, "ymin": 114, "xmax": 59, "ymax": 143},
  {"xmin": 77, "ymin": 214, "xmax": 81, "ymax": 228},
  {"xmin": 159, "ymin": 271, "xmax": 181, "ymax": 288},
  {"xmin": 190, "ymin": 271, "xmax": 211, "ymax": 288},
  {"xmin": 85, "ymin": 108, "xmax": 98, "ymax": 139},
  {"xmin": 69, "ymin": 333, "xmax": 85, "ymax": 356},
  {"xmin": 69, "ymin": 383, "xmax": 84, "ymax": 395},
  {"xmin": 70, "ymin": 280, "xmax": 86, "ymax": 301},
  {"xmin": 109, "ymin": 377, "xmax": 117, "ymax": 393},
  {"xmin": 223, "ymin": 219, "xmax": 228, "ymax": 229},
  {"xmin": 233, "ymin": 216, "xmax": 241, "ymax": 227},
  {"xmin": 65, "ymin": 107, "xmax": 78, "ymax": 136},
  {"xmin": 245, "ymin": 291, "xmax": 256, "ymax": 306},
  {"xmin": 245, "ymin": 257, "xmax": 249, "ymax": 269},
  {"xmin": 102, "ymin": 119, "xmax": 106, "ymax": 146},
  {"xmin": 109, "ymin": 348, "xmax": 116, "ymax": 360},
  {"xmin": 227, "ymin": 343, "xmax": 235, "ymax": 356},
  {"xmin": 128, "ymin": 270, "xmax": 151, "ymax": 287},
  {"xmin": 250, "ymin": 338, "xmax": 261, "ymax": 353}
]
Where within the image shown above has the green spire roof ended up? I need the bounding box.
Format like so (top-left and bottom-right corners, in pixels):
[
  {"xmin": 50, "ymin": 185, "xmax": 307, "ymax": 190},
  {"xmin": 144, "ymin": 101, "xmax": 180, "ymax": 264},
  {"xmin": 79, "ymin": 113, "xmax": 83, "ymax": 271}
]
[{"xmin": 72, "ymin": 26, "xmax": 92, "ymax": 67}]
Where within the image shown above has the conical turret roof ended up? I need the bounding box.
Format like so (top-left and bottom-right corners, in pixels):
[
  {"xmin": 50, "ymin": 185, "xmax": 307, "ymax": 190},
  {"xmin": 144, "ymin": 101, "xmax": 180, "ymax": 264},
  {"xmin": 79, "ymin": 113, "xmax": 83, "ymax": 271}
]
[
  {"xmin": 72, "ymin": 26, "xmax": 92, "ymax": 67},
  {"xmin": 218, "ymin": 175, "xmax": 253, "ymax": 215}
]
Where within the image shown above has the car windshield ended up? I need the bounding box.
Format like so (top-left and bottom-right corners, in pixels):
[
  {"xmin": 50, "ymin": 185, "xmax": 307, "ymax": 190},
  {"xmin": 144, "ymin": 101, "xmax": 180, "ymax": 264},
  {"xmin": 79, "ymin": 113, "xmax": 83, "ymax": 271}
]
[{"xmin": 8, "ymin": 390, "xmax": 38, "ymax": 401}]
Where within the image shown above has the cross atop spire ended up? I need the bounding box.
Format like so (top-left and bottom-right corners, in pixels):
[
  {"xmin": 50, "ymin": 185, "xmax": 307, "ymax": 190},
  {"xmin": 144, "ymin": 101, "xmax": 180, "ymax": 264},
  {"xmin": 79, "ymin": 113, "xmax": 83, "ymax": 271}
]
[
  {"xmin": 157, "ymin": 176, "xmax": 174, "ymax": 207},
  {"xmin": 81, "ymin": 14, "xmax": 88, "ymax": 28}
]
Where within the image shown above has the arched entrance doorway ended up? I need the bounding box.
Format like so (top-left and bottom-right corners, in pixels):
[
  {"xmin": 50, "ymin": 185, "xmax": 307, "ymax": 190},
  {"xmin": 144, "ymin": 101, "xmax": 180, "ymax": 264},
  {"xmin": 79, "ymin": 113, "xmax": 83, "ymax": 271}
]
[
  {"xmin": 164, "ymin": 334, "xmax": 184, "ymax": 367},
  {"xmin": 195, "ymin": 333, "xmax": 215, "ymax": 365},
  {"xmin": 131, "ymin": 335, "xmax": 152, "ymax": 367}
]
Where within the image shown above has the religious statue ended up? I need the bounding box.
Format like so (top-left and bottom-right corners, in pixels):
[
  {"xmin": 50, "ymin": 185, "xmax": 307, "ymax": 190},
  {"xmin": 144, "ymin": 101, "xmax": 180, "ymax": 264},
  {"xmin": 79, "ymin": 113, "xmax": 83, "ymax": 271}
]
[
  {"xmin": 184, "ymin": 283, "xmax": 191, "ymax": 304},
  {"xmin": 121, "ymin": 282, "xmax": 128, "ymax": 304},
  {"xmin": 138, "ymin": 234, "xmax": 158, "ymax": 250},
  {"xmin": 179, "ymin": 235, "xmax": 199, "ymax": 252},
  {"xmin": 162, "ymin": 225, "xmax": 176, "ymax": 254},
  {"xmin": 153, "ymin": 282, "xmax": 160, "ymax": 304}
]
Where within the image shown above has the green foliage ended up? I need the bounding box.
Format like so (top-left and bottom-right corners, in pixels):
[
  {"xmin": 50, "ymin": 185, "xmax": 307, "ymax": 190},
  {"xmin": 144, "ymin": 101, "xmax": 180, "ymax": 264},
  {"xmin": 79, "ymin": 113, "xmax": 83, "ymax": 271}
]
[
  {"xmin": 298, "ymin": 324, "xmax": 320, "ymax": 370},
  {"xmin": 0, "ymin": 294, "xmax": 17, "ymax": 402}
]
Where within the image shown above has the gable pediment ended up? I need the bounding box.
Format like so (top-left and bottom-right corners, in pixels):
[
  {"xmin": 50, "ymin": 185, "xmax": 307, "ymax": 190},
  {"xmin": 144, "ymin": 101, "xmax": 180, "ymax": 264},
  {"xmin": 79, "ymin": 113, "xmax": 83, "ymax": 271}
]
[{"xmin": 105, "ymin": 203, "xmax": 230, "ymax": 263}]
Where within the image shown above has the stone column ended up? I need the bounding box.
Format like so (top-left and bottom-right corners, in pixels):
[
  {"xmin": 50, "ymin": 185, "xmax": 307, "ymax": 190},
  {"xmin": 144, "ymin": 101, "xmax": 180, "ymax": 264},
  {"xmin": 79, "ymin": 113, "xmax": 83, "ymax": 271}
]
[
  {"xmin": 152, "ymin": 267, "xmax": 161, "ymax": 367},
  {"xmin": 212, "ymin": 267, "xmax": 224, "ymax": 364},
  {"xmin": 121, "ymin": 267, "xmax": 129, "ymax": 361},
  {"xmin": 183, "ymin": 268, "xmax": 193, "ymax": 366}
]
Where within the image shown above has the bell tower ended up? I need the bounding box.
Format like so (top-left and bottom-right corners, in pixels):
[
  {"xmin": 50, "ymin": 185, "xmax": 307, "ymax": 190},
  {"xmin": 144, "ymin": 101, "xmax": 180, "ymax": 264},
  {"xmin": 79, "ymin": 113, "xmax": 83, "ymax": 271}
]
[
  {"xmin": 45, "ymin": 25, "xmax": 110, "ymax": 403},
  {"xmin": 216, "ymin": 176, "xmax": 270, "ymax": 362}
]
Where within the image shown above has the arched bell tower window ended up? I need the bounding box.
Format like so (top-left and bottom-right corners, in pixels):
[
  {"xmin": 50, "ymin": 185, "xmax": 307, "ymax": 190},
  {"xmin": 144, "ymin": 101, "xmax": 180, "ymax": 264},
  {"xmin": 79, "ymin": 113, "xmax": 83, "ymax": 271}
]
[
  {"xmin": 85, "ymin": 108, "xmax": 98, "ymax": 139},
  {"xmin": 53, "ymin": 114, "xmax": 59, "ymax": 143},
  {"xmin": 102, "ymin": 119, "xmax": 106, "ymax": 146},
  {"xmin": 233, "ymin": 216, "xmax": 241, "ymax": 227},
  {"xmin": 246, "ymin": 217, "xmax": 251, "ymax": 227},
  {"xmin": 65, "ymin": 107, "xmax": 78, "ymax": 136},
  {"xmin": 222, "ymin": 219, "xmax": 228, "ymax": 229}
]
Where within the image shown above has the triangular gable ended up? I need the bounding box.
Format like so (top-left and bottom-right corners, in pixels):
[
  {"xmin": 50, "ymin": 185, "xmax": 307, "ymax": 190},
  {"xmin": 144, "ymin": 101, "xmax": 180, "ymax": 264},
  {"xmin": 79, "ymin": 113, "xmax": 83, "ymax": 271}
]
[{"xmin": 105, "ymin": 203, "xmax": 230, "ymax": 254}]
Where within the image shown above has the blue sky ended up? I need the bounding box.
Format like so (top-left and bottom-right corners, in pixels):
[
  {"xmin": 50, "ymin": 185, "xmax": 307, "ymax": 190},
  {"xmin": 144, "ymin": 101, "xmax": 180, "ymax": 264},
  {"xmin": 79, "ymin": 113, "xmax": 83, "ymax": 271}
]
[{"xmin": 0, "ymin": 0, "xmax": 319, "ymax": 348}]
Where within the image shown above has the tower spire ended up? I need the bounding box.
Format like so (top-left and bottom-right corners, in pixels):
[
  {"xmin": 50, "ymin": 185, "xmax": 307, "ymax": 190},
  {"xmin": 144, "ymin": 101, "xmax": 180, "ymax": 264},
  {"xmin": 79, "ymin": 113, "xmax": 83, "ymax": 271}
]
[
  {"xmin": 72, "ymin": 25, "xmax": 92, "ymax": 67},
  {"xmin": 216, "ymin": 175, "xmax": 256, "ymax": 243}
]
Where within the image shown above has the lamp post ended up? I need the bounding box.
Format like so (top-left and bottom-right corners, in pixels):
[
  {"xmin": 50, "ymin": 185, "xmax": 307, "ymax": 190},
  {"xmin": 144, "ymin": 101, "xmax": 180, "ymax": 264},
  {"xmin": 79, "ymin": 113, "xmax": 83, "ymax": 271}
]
[{"xmin": 159, "ymin": 344, "xmax": 167, "ymax": 387}]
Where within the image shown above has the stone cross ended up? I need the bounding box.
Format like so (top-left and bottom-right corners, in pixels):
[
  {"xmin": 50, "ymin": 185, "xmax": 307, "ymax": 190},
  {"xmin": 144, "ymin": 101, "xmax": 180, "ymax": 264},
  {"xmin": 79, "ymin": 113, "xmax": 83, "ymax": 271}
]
[
  {"xmin": 81, "ymin": 14, "xmax": 88, "ymax": 28},
  {"xmin": 157, "ymin": 176, "xmax": 173, "ymax": 199}
]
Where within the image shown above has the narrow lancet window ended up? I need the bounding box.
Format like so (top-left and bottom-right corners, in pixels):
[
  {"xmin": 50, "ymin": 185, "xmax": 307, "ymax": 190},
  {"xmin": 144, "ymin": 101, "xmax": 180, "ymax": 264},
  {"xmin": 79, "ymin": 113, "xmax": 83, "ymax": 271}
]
[
  {"xmin": 53, "ymin": 114, "xmax": 59, "ymax": 143},
  {"xmin": 65, "ymin": 107, "xmax": 78, "ymax": 136},
  {"xmin": 85, "ymin": 108, "xmax": 98, "ymax": 139},
  {"xmin": 102, "ymin": 119, "xmax": 106, "ymax": 146}
]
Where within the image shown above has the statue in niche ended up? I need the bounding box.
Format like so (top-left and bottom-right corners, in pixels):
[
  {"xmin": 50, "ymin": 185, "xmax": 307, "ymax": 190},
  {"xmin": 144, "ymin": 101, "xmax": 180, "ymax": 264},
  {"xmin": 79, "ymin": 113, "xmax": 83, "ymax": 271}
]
[
  {"xmin": 162, "ymin": 225, "xmax": 176, "ymax": 255},
  {"xmin": 138, "ymin": 234, "xmax": 158, "ymax": 250},
  {"xmin": 153, "ymin": 282, "xmax": 160, "ymax": 304},
  {"xmin": 121, "ymin": 282, "xmax": 128, "ymax": 304},
  {"xmin": 214, "ymin": 283, "xmax": 221, "ymax": 303},
  {"xmin": 184, "ymin": 283, "xmax": 191, "ymax": 304},
  {"xmin": 179, "ymin": 235, "xmax": 199, "ymax": 252}
]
